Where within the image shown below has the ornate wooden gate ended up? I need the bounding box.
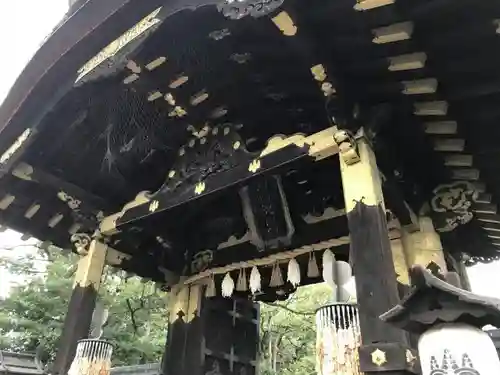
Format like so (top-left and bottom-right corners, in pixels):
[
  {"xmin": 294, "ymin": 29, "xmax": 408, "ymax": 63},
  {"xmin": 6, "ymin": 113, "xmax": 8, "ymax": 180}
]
[{"xmin": 163, "ymin": 293, "xmax": 259, "ymax": 375}]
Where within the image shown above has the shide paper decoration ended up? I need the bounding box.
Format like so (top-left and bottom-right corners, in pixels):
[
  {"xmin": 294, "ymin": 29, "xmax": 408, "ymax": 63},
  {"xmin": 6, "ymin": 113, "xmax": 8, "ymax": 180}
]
[
  {"xmin": 269, "ymin": 263, "xmax": 284, "ymax": 287},
  {"xmin": 322, "ymin": 250, "xmax": 336, "ymax": 287},
  {"xmin": 206, "ymin": 275, "xmax": 216, "ymax": 297},
  {"xmin": 250, "ymin": 266, "xmax": 261, "ymax": 294},
  {"xmin": 287, "ymin": 258, "xmax": 301, "ymax": 287},
  {"xmin": 221, "ymin": 272, "xmax": 235, "ymax": 297},
  {"xmin": 308, "ymin": 252, "xmax": 320, "ymax": 278},
  {"xmin": 203, "ymin": 249, "xmax": 354, "ymax": 299},
  {"xmin": 236, "ymin": 268, "xmax": 248, "ymax": 291}
]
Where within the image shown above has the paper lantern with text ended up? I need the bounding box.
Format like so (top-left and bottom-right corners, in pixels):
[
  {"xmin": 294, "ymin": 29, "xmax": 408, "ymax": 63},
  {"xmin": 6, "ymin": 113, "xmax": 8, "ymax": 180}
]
[{"xmin": 419, "ymin": 323, "xmax": 500, "ymax": 375}]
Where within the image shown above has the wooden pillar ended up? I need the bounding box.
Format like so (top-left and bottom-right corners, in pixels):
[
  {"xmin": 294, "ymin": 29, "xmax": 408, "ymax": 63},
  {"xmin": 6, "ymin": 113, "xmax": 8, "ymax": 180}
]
[
  {"xmin": 445, "ymin": 252, "xmax": 471, "ymax": 291},
  {"xmin": 162, "ymin": 286, "xmax": 259, "ymax": 375},
  {"xmin": 339, "ymin": 135, "xmax": 415, "ymax": 374},
  {"xmin": 162, "ymin": 284, "xmax": 203, "ymax": 375},
  {"xmin": 455, "ymin": 260, "xmax": 471, "ymax": 290},
  {"xmin": 53, "ymin": 239, "xmax": 108, "ymax": 375}
]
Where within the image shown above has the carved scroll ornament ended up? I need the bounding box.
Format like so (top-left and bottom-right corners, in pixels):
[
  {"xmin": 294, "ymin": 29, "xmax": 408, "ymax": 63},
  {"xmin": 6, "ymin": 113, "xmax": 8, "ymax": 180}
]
[
  {"xmin": 71, "ymin": 233, "xmax": 92, "ymax": 255},
  {"xmin": 430, "ymin": 181, "xmax": 478, "ymax": 232}
]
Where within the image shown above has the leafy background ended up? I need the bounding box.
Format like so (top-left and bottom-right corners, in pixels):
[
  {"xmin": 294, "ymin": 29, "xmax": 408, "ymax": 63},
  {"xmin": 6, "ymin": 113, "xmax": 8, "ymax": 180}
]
[{"xmin": 0, "ymin": 247, "xmax": 330, "ymax": 374}]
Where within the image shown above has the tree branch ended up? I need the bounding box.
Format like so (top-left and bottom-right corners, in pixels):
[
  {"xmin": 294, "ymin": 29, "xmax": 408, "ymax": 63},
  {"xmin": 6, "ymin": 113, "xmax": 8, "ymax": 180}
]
[
  {"xmin": 262, "ymin": 302, "xmax": 315, "ymax": 316},
  {"xmin": 126, "ymin": 298, "xmax": 140, "ymax": 334}
]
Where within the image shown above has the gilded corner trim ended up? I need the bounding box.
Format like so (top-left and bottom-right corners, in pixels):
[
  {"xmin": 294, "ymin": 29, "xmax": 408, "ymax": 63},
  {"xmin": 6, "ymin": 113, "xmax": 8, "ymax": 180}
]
[
  {"xmin": 371, "ymin": 349, "xmax": 387, "ymax": 367},
  {"xmin": 76, "ymin": 7, "xmax": 163, "ymax": 82},
  {"xmin": 340, "ymin": 137, "xmax": 384, "ymax": 213},
  {"xmin": 73, "ymin": 240, "xmax": 108, "ymax": 289}
]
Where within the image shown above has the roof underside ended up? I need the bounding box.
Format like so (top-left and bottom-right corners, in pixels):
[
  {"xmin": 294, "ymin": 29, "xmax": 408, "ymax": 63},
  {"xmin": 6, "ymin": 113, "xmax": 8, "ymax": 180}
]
[{"xmin": 1, "ymin": 0, "xmax": 500, "ymax": 281}]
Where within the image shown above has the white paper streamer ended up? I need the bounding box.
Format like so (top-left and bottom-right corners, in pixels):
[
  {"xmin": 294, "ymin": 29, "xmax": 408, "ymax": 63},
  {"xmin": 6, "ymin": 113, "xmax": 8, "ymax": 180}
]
[
  {"xmin": 307, "ymin": 252, "xmax": 320, "ymax": 278},
  {"xmin": 250, "ymin": 266, "xmax": 261, "ymax": 294},
  {"xmin": 221, "ymin": 272, "xmax": 235, "ymax": 297},
  {"xmin": 269, "ymin": 263, "xmax": 284, "ymax": 287},
  {"xmin": 236, "ymin": 268, "xmax": 248, "ymax": 292},
  {"xmin": 322, "ymin": 249, "xmax": 336, "ymax": 290},
  {"xmin": 205, "ymin": 276, "xmax": 216, "ymax": 298},
  {"xmin": 287, "ymin": 258, "xmax": 301, "ymax": 287}
]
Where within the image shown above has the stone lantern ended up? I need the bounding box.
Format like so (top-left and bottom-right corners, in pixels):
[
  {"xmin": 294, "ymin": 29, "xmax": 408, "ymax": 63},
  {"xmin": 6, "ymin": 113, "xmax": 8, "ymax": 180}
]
[{"xmin": 381, "ymin": 265, "xmax": 500, "ymax": 375}]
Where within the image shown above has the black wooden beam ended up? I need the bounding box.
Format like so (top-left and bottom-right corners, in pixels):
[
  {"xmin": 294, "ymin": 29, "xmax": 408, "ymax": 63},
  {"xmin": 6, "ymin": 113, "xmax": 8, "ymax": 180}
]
[
  {"xmin": 116, "ymin": 143, "xmax": 334, "ymax": 230},
  {"xmin": 26, "ymin": 165, "xmax": 108, "ymax": 209}
]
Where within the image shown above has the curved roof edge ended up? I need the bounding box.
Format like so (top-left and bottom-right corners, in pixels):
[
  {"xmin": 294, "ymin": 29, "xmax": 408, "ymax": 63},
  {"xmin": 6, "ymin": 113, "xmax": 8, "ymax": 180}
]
[{"xmin": 0, "ymin": 0, "xmax": 165, "ymax": 168}]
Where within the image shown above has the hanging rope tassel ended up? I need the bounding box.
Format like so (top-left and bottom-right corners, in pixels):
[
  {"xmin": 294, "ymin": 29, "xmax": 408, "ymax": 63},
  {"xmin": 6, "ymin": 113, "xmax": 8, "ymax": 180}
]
[
  {"xmin": 287, "ymin": 258, "xmax": 301, "ymax": 287},
  {"xmin": 269, "ymin": 263, "xmax": 284, "ymax": 287},
  {"xmin": 236, "ymin": 268, "xmax": 248, "ymax": 292},
  {"xmin": 221, "ymin": 272, "xmax": 235, "ymax": 298},
  {"xmin": 322, "ymin": 249, "xmax": 336, "ymax": 291},
  {"xmin": 205, "ymin": 275, "xmax": 216, "ymax": 298},
  {"xmin": 250, "ymin": 266, "xmax": 261, "ymax": 294},
  {"xmin": 307, "ymin": 252, "xmax": 320, "ymax": 278}
]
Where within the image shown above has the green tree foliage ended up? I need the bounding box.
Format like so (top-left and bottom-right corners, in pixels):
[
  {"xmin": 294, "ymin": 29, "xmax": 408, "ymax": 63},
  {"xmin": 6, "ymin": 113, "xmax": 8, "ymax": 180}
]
[
  {"xmin": 259, "ymin": 284, "xmax": 332, "ymax": 375},
  {"xmin": 0, "ymin": 245, "xmax": 332, "ymax": 373},
  {"xmin": 0, "ymin": 247, "xmax": 167, "ymax": 365}
]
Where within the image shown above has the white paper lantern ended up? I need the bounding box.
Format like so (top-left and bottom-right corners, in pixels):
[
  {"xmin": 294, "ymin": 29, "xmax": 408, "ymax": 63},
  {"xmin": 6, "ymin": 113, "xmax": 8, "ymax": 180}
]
[{"xmin": 418, "ymin": 323, "xmax": 500, "ymax": 375}]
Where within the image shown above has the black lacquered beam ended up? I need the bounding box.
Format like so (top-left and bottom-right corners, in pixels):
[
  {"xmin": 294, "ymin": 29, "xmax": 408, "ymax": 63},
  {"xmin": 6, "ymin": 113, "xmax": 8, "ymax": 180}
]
[{"xmin": 115, "ymin": 140, "xmax": 337, "ymax": 230}]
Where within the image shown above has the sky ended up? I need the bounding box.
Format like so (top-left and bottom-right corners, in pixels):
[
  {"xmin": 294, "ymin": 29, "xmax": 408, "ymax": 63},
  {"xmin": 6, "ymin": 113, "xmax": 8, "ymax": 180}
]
[
  {"xmin": 0, "ymin": 0, "xmax": 499, "ymax": 299},
  {"xmin": 0, "ymin": 0, "xmax": 68, "ymax": 297}
]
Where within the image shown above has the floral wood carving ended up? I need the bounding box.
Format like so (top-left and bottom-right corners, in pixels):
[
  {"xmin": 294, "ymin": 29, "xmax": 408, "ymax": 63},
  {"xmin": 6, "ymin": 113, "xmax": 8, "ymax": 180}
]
[
  {"xmin": 191, "ymin": 250, "xmax": 213, "ymax": 274},
  {"xmin": 155, "ymin": 125, "xmax": 252, "ymax": 195},
  {"xmin": 57, "ymin": 191, "xmax": 82, "ymax": 210},
  {"xmin": 430, "ymin": 182, "xmax": 478, "ymax": 232},
  {"xmin": 218, "ymin": 0, "xmax": 284, "ymax": 20},
  {"xmin": 71, "ymin": 233, "xmax": 92, "ymax": 255}
]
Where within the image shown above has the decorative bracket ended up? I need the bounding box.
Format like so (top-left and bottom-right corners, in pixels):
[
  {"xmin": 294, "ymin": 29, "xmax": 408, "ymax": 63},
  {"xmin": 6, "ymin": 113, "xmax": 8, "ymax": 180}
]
[
  {"xmin": 359, "ymin": 343, "xmax": 419, "ymax": 373},
  {"xmin": 333, "ymin": 129, "xmax": 360, "ymax": 165}
]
